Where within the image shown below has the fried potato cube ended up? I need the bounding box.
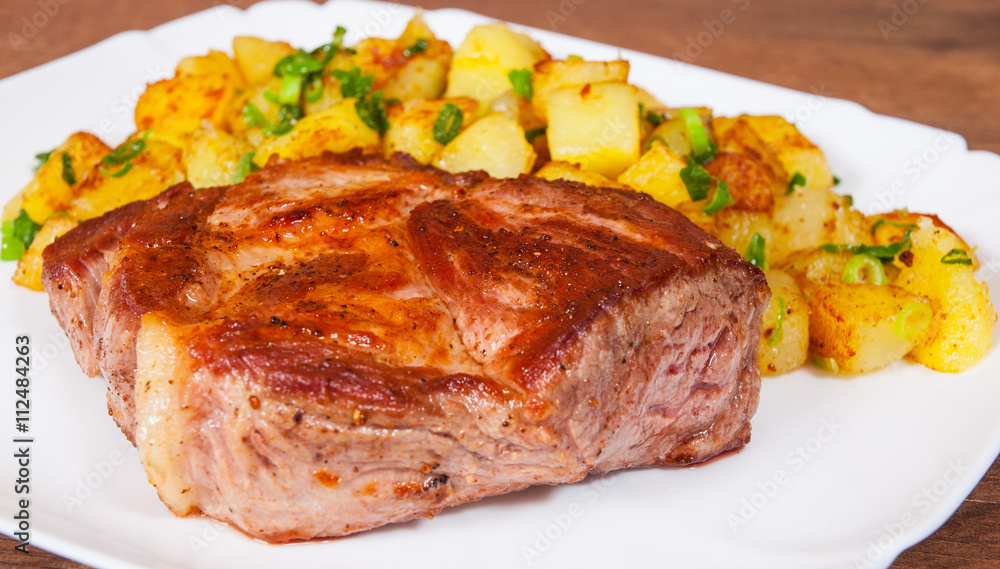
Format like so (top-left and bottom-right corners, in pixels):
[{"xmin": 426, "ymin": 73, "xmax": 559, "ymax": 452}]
[
  {"xmin": 809, "ymin": 283, "xmax": 931, "ymax": 374},
  {"xmin": 232, "ymin": 36, "xmax": 296, "ymax": 85},
  {"xmin": 19, "ymin": 132, "xmax": 111, "ymax": 224},
  {"xmin": 739, "ymin": 115, "xmax": 834, "ymax": 191},
  {"xmin": 184, "ymin": 126, "xmax": 255, "ymax": 189},
  {"xmin": 535, "ymin": 161, "xmax": 625, "ymax": 188},
  {"xmin": 69, "ymin": 140, "xmax": 185, "ymax": 221},
  {"xmin": 714, "ymin": 209, "xmax": 775, "ymax": 264},
  {"xmin": 705, "ymin": 118, "xmax": 787, "ymax": 212},
  {"xmin": 771, "ymin": 187, "xmax": 843, "ymax": 263},
  {"xmin": 432, "ymin": 113, "xmax": 536, "ymax": 178},
  {"xmin": 617, "ymin": 140, "xmax": 689, "ymax": 208},
  {"xmin": 547, "ymin": 81, "xmax": 640, "ymax": 178},
  {"xmin": 758, "ymin": 270, "xmax": 809, "ymax": 375},
  {"xmin": 444, "ymin": 23, "xmax": 550, "ymax": 110},
  {"xmin": 892, "ymin": 217, "xmax": 996, "ymax": 372},
  {"xmin": 135, "ymin": 52, "xmax": 242, "ymax": 139},
  {"xmin": 776, "ymin": 247, "xmax": 855, "ymax": 297},
  {"xmin": 12, "ymin": 215, "xmax": 77, "ymax": 291},
  {"xmin": 531, "ymin": 59, "xmax": 630, "ymax": 123},
  {"xmin": 383, "ymin": 98, "xmax": 479, "ymax": 164},
  {"xmin": 254, "ymin": 99, "xmax": 382, "ymax": 166}
]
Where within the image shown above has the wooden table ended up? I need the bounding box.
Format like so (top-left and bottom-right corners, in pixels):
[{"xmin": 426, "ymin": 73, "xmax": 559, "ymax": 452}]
[{"xmin": 1, "ymin": 0, "xmax": 997, "ymax": 567}]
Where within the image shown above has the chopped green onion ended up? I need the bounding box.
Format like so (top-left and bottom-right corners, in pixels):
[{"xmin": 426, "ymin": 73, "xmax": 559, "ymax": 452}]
[
  {"xmin": 677, "ymin": 107, "xmax": 716, "ymax": 163},
  {"xmin": 894, "ymin": 302, "xmax": 932, "ymax": 340},
  {"xmin": 767, "ymin": 297, "xmax": 786, "ymax": 347},
  {"xmin": 871, "ymin": 218, "xmax": 917, "ymax": 237},
  {"xmin": 820, "ymin": 230, "xmax": 913, "ymax": 262},
  {"xmin": 812, "ymin": 355, "xmax": 840, "ymax": 374},
  {"xmin": 842, "ymin": 253, "xmax": 887, "ymax": 285},
  {"xmin": 403, "ymin": 38, "xmax": 428, "ymax": 57},
  {"xmin": 305, "ymin": 75, "xmax": 324, "ymax": 103},
  {"xmin": 274, "ymin": 50, "xmax": 324, "ymax": 77},
  {"xmin": 61, "ymin": 152, "xmax": 76, "ymax": 186},
  {"xmin": 332, "ymin": 67, "xmax": 374, "ymax": 99},
  {"xmin": 278, "ymin": 74, "xmax": 304, "ymax": 105},
  {"xmin": 1, "ymin": 209, "xmax": 41, "ymax": 261},
  {"xmin": 508, "ymin": 68, "xmax": 533, "ymax": 101},
  {"xmin": 844, "ymin": 195, "xmax": 853, "ymax": 207},
  {"xmin": 100, "ymin": 162, "xmax": 133, "ymax": 178},
  {"xmin": 786, "ymin": 171, "xmax": 806, "ymax": 194},
  {"xmin": 567, "ymin": 54, "xmax": 583, "ymax": 61},
  {"xmin": 34, "ymin": 150, "xmax": 53, "ymax": 171},
  {"xmin": 355, "ymin": 91, "xmax": 388, "ymax": 135},
  {"xmin": 104, "ymin": 139, "xmax": 146, "ymax": 166},
  {"xmin": 645, "ymin": 110, "xmax": 666, "ymax": 126},
  {"xmin": 644, "ymin": 135, "xmax": 670, "ymax": 152},
  {"xmin": 313, "ymin": 27, "xmax": 347, "ymax": 65},
  {"xmin": 232, "ymin": 153, "xmax": 260, "ymax": 184},
  {"xmin": 242, "ymin": 103, "xmax": 269, "ymax": 128},
  {"xmin": 702, "ymin": 180, "xmax": 733, "ymax": 215},
  {"xmin": 525, "ymin": 126, "xmax": 546, "ymax": 143},
  {"xmin": 833, "ymin": 175, "xmax": 841, "ymax": 186},
  {"xmin": 744, "ymin": 233, "xmax": 767, "ymax": 270},
  {"xmin": 679, "ymin": 162, "xmax": 712, "ymax": 201},
  {"xmin": 940, "ymin": 248, "xmax": 972, "ymax": 265},
  {"xmin": 432, "ymin": 102, "xmax": 463, "ymax": 145},
  {"xmin": 892, "ymin": 302, "xmax": 934, "ymax": 340}
]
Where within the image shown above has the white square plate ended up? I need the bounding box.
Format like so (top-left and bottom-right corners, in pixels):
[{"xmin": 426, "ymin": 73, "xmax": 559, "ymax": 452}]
[{"xmin": 2, "ymin": 1, "xmax": 999, "ymax": 568}]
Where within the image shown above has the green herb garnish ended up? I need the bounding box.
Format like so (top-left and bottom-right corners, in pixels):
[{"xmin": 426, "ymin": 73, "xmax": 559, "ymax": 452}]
[
  {"xmin": 744, "ymin": 232, "xmax": 767, "ymax": 270},
  {"xmin": 842, "ymin": 253, "xmax": 887, "ymax": 285},
  {"xmin": 232, "ymin": 153, "xmax": 260, "ymax": 184},
  {"xmin": 525, "ymin": 126, "xmax": 547, "ymax": 143},
  {"xmin": 1, "ymin": 210, "xmax": 41, "ymax": 261},
  {"xmin": 768, "ymin": 297, "xmax": 786, "ymax": 347},
  {"xmin": 677, "ymin": 107, "xmax": 716, "ymax": 163},
  {"xmin": 332, "ymin": 67, "xmax": 374, "ymax": 99},
  {"xmin": 786, "ymin": 171, "xmax": 806, "ymax": 194},
  {"xmin": 356, "ymin": 91, "xmax": 388, "ymax": 135},
  {"xmin": 941, "ymin": 248, "xmax": 973, "ymax": 266},
  {"xmin": 432, "ymin": 103, "xmax": 463, "ymax": 145},
  {"xmin": 34, "ymin": 150, "xmax": 53, "ymax": 171},
  {"xmin": 403, "ymin": 38, "xmax": 428, "ymax": 57},
  {"xmin": 702, "ymin": 180, "xmax": 733, "ymax": 215},
  {"xmin": 894, "ymin": 303, "xmax": 932, "ymax": 340},
  {"xmin": 508, "ymin": 68, "xmax": 533, "ymax": 101},
  {"xmin": 104, "ymin": 139, "xmax": 146, "ymax": 166},
  {"xmin": 679, "ymin": 161, "xmax": 712, "ymax": 201},
  {"xmin": 61, "ymin": 152, "xmax": 76, "ymax": 186}
]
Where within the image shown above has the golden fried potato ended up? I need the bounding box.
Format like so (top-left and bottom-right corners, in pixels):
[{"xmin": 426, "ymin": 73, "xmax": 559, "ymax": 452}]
[
  {"xmin": 535, "ymin": 161, "xmax": 625, "ymax": 188},
  {"xmin": 891, "ymin": 217, "xmax": 996, "ymax": 372},
  {"xmin": 531, "ymin": 59, "xmax": 629, "ymax": 123},
  {"xmin": 432, "ymin": 113, "xmax": 536, "ymax": 178},
  {"xmin": 547, "ymin": 81, "xmax": 640, "ymax": 178},
  {"xmin": 617, "ymin": 140, "xmax": 689, "ymax": 208},
  {"xmin": 383, "ymin": 97, "xmax": 479, "ymax": 164},
  {"xmin": 714, "ymin": 209, "xmax": 775, "ymax": 265},
  {"xmin": 12, "ymin": 215, "xmax": 77, "ymax": 291},
  {"xmin": 776, "ymin": 247, "xmax": 855, "ymax": 297},
  {"xmin": 69, "ymin": 139, "xmax": 185, "ymax": 221},
  {"xmin": 445, "ymin": 23, "xmax": 550, "ymax": 111},
  {"xmin": 232, "ymin": 36, "xmax": 295, "ymax": 85},
  {"xmin": 253, "ymin": 99, "xmax": 382, "ymax": 166},
  {"xmin": 739, "ymin": 115, "xmax": 834, "ymax": 191},
  {"xmin": 809, "ymin": 283, "xmax": 931, "ymax": 374},
  {"xmin": 184, "ymin": 126, "xmax": 255, "ymax": 188},
  {"xmin": 705, "ymin": 118, "xmax": 787, "ymax": 212},
  {"xmin": 19, "ymin": 132, "xmax": 111, "ymax": 224},
  {"xmin": 759, "ymin": 270, "xmax": 809, "ymax": 375}
]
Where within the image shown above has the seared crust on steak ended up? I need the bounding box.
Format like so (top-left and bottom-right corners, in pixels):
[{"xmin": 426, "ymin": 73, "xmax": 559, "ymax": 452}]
[{"xmin": 42, "ymin": 154, "xmax": 768, "ymax": 542}]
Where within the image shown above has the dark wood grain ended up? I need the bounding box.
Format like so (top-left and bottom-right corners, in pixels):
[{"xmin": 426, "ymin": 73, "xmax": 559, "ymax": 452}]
[{"xmin": 1, "ymin": 1, "xmax": 998, "ymax": 568}]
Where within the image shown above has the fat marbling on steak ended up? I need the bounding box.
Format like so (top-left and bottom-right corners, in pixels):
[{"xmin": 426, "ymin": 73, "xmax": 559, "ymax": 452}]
[{"xmin": 41, "ymin": 154, "xmax": 769, "ymax": 542}]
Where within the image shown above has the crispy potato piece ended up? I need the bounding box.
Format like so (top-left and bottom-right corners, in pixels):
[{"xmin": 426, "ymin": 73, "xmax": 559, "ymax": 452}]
[
  {"xmin": 383, "ymin": 98, "xmax": 479, "ymax": 164},
  {"xmin": 535, "ymin": 161, "xmax": 625, "ymax": 188},
  {"xmin": 872, "ymin": 211, "xmax": 979, "ymax": 269},
  {"xmin": 809, "ymin": 283, "xmax": 931, "ymax": 374},
  {"xmin": 739, "ymin": 115, "xmax": 834, "ymax": 191},
  {"xmin": 776, "ymin": 247, "xmax": 855, "ymax": 298},
  {"xmin": 445, "ymin": 23, "xmax": 550, "ymax": 111},
  {"xmin": 254, "ymin": 99, "xmax": 382, "ymax": 166},
  {"xmin": 232, "ymin": 36, "xmax": 296, "ymax": 85},
  {"xmin": 12, "ymin": 215, "xmax": 77, "ymax": 291},
  {"xmin": 19, "ymin": 132, "xmax": 110, "ymax": 223},
  {"xmin": 759, "ymin": 270, "xmax": 809, "ymax": 375},
  {"xmin": 69, "ymin": 140, "xmax": 185, "ymax": 221},
  {"xmin": 617, "ymin": 140, "xmax": 689, "ymax": 208},
  {"xmin": 705, "ymin": 118, "xmax": 787, "ymax": 212},
  {"xmin": 432, "ymin": 113, "xmax": 536, "ymax": 178},
  {"xmin": 547, "ymin": 81, "xmax": 640, "ymax": 178},
  {"xmin": 531, "ymin": 59, "xmax": 630, "ymax": 123},
  {"xmin": 714, "ymin": 209, "xmax": 775, "ymax": 265},
  {"xmin": 184, "ymin": 126, "xmax": 255, "ymax": 189},
  {"xmin": 135, "ymin": 52, "xmax": 242, "ymax": 139},
  {"xmin": 891, "ymin": 217, "xmax": 996, "ymax": 372},
  {"xmin": 771, "ymin": 187, "xmax": 842, "ymax": 263}
]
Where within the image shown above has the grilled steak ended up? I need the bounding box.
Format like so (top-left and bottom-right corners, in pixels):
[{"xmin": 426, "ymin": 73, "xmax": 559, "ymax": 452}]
[{"xmin": 42, "ymin": 155, "xmax": 769, "ymax": 542}]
